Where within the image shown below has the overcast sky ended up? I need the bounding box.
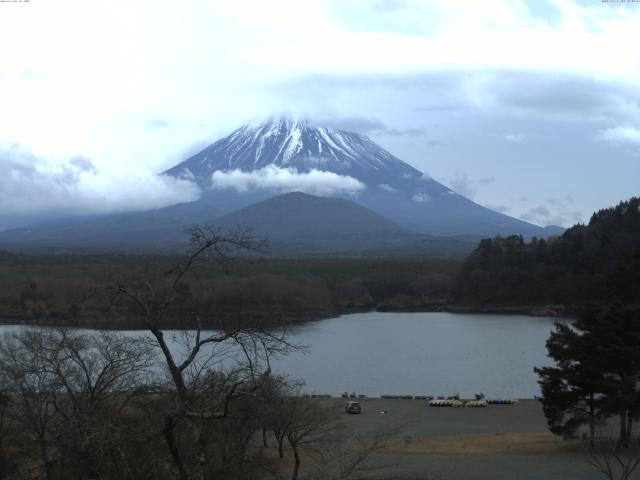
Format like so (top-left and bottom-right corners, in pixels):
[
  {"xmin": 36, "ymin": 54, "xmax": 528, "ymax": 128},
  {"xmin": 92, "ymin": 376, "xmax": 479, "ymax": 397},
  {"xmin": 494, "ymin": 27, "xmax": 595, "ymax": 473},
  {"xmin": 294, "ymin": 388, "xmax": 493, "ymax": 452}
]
[{"xmin": 1, "ymin": 0, "xmax": 639, "ymax": 229}]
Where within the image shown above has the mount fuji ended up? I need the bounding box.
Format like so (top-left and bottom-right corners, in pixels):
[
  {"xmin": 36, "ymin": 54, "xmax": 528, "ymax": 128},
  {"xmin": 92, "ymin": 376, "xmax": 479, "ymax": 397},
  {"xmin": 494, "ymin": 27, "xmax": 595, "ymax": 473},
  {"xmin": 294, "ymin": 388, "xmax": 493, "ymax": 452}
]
[
  {"xmin": 166, "ymin": 118, "xmax": 421, "ymax": 189},
  {"xmin": 0, "ymin": 118, "xmax": 562, "ymax": 254},
  {"xmin": 166, "ymin": 119, "xmax": 560, "ymax": 237}
]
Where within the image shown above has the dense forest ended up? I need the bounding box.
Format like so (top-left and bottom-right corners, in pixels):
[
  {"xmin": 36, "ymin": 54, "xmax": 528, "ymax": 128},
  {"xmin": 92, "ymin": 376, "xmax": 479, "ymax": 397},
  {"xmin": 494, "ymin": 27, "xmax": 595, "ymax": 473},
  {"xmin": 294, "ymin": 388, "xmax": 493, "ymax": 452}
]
[
  {"xmin": 0, "ymin": 197, "xmax": 638, "ymax": 329},
  {"xmin": 453, "ymin": 197, "xmax": 640, "ymax": 310},
  {"xmin": 0, "ymin": 252, "xmax": 459, "ymax": 329}
]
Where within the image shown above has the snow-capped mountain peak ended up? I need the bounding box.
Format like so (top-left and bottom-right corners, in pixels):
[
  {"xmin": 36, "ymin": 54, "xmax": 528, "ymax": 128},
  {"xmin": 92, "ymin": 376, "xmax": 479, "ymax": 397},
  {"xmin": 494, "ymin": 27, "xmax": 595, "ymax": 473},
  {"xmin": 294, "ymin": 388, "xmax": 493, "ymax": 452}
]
[
  {"xmin": 165, "ymin": 118, "xmax": 423, "ymax": 187},
  {"xmin": 163, "ymin": 118, "xmax": 561, "ymax": 238}
]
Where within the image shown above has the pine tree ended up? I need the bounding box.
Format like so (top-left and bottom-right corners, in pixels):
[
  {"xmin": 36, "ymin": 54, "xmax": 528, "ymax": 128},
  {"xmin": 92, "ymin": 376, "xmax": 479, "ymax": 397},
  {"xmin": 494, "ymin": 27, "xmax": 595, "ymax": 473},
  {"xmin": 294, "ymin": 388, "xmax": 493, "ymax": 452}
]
[
  {"xmin": 585, "ymin": 305, "xmax": 640, "ymax": 446},
  {"xmin": 535, "ymin": 319, "xmax": 607, "ymax": 446},
  {"xmin": 535, "ymin": 304, "xmax": 640, "ymax": 446}
]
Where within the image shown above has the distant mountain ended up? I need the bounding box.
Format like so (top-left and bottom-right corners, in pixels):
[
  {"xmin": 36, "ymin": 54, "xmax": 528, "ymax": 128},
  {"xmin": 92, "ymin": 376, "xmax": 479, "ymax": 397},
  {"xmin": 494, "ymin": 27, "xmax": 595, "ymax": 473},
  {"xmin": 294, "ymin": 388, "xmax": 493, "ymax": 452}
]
[
  {"xmin": 166, "ymin": 118, "xmax": 421, "ymax": 188},
  {"xmin": 215, "ymin": 191, "xmax": 402, "ymax": 237},
  {"xmin": 213, "ymin": 191, "xmax": 476, "ymax": 257},
  {"xmin": 0, "ymin": 191, "xmax": 477, "ymax": 257},
  {"xmin": 166, "ymin": 118, "xmax": 562, "ymax": 237},
  {"xmin": 0, "ymin": 118, "xmax": 563, "ymax": 254},
  {"xmin": 0, "ymin": 202, "xmax": 222, "ymax": 253}
]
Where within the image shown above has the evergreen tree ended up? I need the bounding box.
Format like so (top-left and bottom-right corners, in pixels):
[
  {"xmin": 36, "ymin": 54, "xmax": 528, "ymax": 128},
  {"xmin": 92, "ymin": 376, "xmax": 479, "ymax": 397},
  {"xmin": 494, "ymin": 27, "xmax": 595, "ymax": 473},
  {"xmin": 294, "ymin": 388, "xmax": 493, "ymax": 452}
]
[
  {"xmin": 535, "ymin": 319, "xmax": 607, "ymax": 446},
  {"xmin": 535, "ymin": 304, "xmax": 640, "ymax": 446},
  {"xmin": 455, "ymin": 196, "xmax": 640, "ymax": 307},
  {"xmin": 585, "ymin": 305, "xmax": 640, "ymax": 446}
]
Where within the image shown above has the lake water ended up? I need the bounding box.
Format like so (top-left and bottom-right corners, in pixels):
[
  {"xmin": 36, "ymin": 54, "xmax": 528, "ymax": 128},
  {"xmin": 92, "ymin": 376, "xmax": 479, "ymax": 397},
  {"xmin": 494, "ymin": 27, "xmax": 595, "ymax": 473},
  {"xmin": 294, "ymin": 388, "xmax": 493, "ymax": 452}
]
[
  {"xmin": 270, "ymin": 312, "xmax": 562, "ymax": 399},
  {"xmin": 0, "ymin": 312, "xmax": 563, "ymax": 399}
]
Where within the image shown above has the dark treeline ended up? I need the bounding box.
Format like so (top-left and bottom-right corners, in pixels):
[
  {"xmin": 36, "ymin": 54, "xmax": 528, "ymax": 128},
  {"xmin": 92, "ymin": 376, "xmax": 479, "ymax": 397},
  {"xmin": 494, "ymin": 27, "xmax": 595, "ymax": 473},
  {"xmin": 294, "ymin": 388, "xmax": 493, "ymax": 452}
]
[
  {"xmin": 2, "ymin": 197, "xmax": 639, "ymax": 329},
  {"xmin": 0, "ymin": 251, "xmax": 459, "ymax": 329},
  {"xmin": 453, "ymin": 197, "xmax": 640, "ymax": 310}
]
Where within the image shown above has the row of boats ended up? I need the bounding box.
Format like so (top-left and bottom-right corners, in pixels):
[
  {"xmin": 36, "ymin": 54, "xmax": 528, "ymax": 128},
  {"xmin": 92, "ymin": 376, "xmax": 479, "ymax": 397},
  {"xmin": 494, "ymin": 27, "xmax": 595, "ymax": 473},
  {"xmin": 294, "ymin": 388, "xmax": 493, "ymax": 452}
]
[
  {"xmin": 429, "ymin": 398, "xmax": 517, "ymax": 407},
  {"xmin": 326, "ymin": 393, "xmax": 519, "ymax": 405}
]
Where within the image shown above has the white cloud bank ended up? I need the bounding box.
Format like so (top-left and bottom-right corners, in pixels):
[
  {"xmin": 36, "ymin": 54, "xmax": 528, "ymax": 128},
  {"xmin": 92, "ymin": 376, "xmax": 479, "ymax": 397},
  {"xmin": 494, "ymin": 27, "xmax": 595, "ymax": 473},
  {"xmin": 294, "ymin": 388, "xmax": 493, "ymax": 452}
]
[
  {"xmin": 210, "ymin": 165, "xmax": 365, "ymax": 196},
  {"xmin": 599, "ymin": 126, "xmax": 640, "ymax": 145},
  {"xmin": 0, "ymin": 144, "xmax": 201, "ymax": 217}
]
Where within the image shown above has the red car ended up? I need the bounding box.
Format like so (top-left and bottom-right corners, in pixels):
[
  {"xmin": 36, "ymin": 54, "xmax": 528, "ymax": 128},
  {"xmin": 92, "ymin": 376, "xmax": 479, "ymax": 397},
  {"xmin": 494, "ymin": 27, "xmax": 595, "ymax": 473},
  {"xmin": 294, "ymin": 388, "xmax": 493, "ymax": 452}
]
[{"xmin": 344, "ymin": 401, "xmax": 362, "ymax": 414}]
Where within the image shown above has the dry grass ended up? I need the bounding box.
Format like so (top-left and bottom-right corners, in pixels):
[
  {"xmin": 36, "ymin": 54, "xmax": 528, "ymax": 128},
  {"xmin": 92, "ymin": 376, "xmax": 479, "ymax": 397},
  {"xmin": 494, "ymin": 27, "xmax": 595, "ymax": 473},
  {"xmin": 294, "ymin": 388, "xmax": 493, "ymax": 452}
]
[{"xmin": 383, "ymin": 432, "xmax": 581, "ymax": 456}]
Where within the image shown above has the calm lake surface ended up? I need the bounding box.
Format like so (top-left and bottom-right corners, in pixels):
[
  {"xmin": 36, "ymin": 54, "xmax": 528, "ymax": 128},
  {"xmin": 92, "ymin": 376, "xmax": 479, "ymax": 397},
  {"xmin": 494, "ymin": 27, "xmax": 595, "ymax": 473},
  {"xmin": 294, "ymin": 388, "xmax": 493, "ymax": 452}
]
[
  {"xmin": 272, "ymin": 312, "xmax": 561, "ymax": 399},
  {"xmin": 0, "ymin": 312, "xmax": 562, "ymax": 399}
]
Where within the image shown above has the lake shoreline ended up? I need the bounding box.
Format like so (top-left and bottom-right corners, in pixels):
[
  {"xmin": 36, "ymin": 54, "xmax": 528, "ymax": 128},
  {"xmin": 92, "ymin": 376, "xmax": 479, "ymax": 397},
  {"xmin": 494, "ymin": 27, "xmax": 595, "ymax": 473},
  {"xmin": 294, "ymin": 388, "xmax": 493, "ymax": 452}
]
[
  {"xmin": 376, "ymin": 303, "xmax": 577, "ymax": 318},
  {"xmin": 1, "ymin": 311, "xmax": 556, "ymax": 398},
  {"xmin": 0, "ymin": 303, "xmax": 576, "ymax": 331}
]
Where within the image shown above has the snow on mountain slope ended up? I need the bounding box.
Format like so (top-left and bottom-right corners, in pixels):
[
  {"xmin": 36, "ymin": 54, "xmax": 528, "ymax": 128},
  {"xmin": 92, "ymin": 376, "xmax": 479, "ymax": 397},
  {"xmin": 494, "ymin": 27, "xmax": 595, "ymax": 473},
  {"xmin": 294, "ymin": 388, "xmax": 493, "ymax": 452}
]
[
  {"xmin": 165, "ymin": 118, "xmax": 425, "ymax": 189},
  {"xmin": 0, "ymin": 118, "xmax": 563, "ymax": 252},
  {"xmin": 165, "ymin": 118, "xmax": 560, "ymax": 237}
]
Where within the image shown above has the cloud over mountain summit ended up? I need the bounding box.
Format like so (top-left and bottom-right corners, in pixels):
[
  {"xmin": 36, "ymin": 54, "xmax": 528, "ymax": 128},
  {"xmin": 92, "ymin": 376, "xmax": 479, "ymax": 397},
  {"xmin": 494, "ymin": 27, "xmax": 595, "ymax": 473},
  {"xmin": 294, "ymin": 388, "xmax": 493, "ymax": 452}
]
[{"xmin": 210, "ymin": 165, "xmax": 365, "ymax": 196}]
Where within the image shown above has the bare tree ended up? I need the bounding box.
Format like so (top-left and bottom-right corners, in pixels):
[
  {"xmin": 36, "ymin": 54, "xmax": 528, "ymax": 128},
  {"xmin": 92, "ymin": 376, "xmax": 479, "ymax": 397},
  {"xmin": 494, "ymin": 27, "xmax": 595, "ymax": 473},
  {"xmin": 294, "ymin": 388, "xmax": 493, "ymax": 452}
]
[
  {"xmin": 0, "ymin": 391, "xmax": 8, "ymax": 477},
  {"xmin": 586, "ymin": 436, "xmax": 640, "ymax": 480},
  {"xmin": 262, "ymin": 384, "xmax": 411, "ymax": 480},
  {"xmin": 0, "ymin": 390, "xmax": 16, "ymax": 479},
  {"xmin": 109, "ymin": 225, "xmax": 297, "ymax": 480},
  {"xmin": 0, "ymin": 331, "xmax": 63, "ymax": 480},
  {"xmin": 324, "ymin": 429, "xmax": 396, "ymax": 480},
  {"xmin": 37, "ymin": 329, "xmax": 157, "ymax": 479},
  {"xmin": 307, "ymin": 414, "xmax": 411, "ymax": 480},
  {"xmin": 260, "ymin": 376, "xmax": 298, "ymax": 459},
  {"xmin": 0, "ymin": 328, "xmax": 158, "ymax": 480},
  {"xmin": 274, "ymin": 392, "xmax": 337, "ymax": 480},
  {"xmin": 35, "ymin": 329, "xmax": 157, "ymax": 416},
  {"xmin": 0, "ymin": 226, "xmax": 301, "ymax": 479}
]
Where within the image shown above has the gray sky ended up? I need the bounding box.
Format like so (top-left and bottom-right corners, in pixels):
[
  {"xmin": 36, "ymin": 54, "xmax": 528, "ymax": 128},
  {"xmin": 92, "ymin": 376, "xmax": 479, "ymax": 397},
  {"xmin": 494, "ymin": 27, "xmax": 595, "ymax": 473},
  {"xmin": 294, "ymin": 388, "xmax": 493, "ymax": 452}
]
[{"xmin": 1, "ymin": 0, "xmax": 639, "ymax": 229}]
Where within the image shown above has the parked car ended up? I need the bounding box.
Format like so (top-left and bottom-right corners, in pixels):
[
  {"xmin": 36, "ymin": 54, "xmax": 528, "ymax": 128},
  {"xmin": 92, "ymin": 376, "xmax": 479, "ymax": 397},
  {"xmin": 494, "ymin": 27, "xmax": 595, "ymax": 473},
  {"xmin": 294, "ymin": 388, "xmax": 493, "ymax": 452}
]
[{"xmin": 345, "ymin": 401, "xmax": 362, "ymax": 414}]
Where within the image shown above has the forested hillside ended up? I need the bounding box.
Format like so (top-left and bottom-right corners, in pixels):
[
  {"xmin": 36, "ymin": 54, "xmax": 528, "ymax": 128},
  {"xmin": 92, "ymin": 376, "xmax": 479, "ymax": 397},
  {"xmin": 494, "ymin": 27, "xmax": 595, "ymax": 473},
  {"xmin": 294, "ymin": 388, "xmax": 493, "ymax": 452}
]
[
  {"xmin": 0, "ymin": 253, "xmax": 458, "ymax": 329},
  {"xmin": 2, "ymin": 197, "xmax": 638, "ymax": 328},
  {"xmin": 453, "ymin": 197, "xmax": 640, "ymax": 308}
]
